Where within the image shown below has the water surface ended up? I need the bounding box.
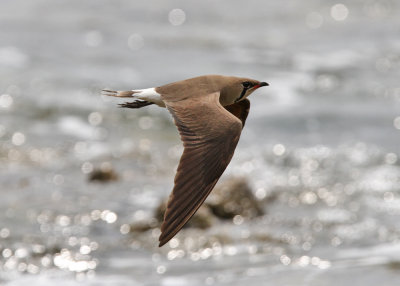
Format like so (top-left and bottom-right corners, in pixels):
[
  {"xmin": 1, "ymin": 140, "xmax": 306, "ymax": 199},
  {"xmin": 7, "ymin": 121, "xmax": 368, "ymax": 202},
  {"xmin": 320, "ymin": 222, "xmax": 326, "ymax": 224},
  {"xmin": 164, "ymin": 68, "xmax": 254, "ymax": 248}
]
[{"xmin": 1, "ymin": 0, "xmax": 400, "ymax": 285}]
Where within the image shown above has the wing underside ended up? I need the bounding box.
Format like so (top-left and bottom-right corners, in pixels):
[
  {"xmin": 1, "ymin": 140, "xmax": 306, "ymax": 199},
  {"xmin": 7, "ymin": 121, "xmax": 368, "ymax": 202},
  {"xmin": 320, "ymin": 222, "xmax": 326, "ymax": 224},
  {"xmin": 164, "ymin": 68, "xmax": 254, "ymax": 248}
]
[{"xmin": 159, "ymin": 93, "xmax": 247, "ymax": 246}]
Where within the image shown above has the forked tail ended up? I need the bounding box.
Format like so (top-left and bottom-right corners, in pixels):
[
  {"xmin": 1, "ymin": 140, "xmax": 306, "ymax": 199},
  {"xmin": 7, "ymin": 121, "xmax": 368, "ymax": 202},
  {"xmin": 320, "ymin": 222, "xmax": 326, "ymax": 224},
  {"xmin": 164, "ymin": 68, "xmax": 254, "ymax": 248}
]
[{"xmin": 102, "ymin": 89, "xmax": 136, "ymax": 98}]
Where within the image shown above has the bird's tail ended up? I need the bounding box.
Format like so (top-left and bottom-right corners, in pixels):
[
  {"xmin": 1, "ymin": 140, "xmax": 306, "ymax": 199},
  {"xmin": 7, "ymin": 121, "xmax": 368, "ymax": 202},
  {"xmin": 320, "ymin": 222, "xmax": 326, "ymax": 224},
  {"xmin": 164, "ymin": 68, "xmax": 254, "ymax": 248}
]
[
  {"xmin": 102, "ymin": 89, "xmax": 137, "ymax": 98},
  {"xmin": 102, "ymin": 89, "xmax": 154, "ymax": 109}
]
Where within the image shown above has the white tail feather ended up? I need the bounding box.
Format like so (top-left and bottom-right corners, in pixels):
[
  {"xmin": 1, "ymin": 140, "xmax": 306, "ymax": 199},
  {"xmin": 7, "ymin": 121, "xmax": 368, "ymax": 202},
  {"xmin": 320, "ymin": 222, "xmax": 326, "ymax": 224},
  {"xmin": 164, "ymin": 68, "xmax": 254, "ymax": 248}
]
[{"xmin": 102, "ymin": 87, "xmax": 165, "ymax": 107}]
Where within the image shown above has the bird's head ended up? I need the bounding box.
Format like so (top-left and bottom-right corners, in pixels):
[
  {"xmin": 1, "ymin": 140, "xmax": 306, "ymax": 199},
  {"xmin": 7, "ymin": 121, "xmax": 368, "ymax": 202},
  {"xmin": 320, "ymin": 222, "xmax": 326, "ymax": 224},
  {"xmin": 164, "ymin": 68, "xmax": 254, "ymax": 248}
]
[
  {"xmin": 221, "ymin": 77, "xmax": 268, "ymax": 103},
  {"xmin": 238, "ymin": 79, "xmax": 269, "ymax": 100}
]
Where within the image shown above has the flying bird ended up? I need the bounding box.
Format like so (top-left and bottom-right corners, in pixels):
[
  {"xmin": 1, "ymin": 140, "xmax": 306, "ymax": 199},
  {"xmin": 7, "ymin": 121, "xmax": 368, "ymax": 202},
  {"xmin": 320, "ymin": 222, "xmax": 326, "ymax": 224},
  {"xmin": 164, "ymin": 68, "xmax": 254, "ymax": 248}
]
[{"xmin": 103, "ymin": 75, "xmax": 268, "ymax": 246}]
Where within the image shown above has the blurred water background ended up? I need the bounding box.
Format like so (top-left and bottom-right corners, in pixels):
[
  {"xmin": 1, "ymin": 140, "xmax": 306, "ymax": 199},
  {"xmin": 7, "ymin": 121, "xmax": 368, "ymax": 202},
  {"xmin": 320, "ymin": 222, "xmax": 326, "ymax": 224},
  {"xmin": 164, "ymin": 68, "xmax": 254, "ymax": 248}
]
[{"xmin": 1, "ymin": 0, "xmax": 400, "ymax": 285}]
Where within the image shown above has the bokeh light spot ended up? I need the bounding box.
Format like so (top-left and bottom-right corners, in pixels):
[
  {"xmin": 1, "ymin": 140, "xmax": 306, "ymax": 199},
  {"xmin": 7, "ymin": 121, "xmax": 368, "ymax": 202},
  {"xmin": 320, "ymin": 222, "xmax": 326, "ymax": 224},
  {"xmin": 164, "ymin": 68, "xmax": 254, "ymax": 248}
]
[
  {"xmin": 12, "ymin": 132, "xmax": 26, "ymax": 146},
  {"xmin": 84, "ymin": 30, "xmax": 103, "ymax": 47},
  {"xmin": 156, "ymin": 265, "xmax": 166, "ymax": 274},
  {"xmin": 120, "ymin": 224, "xmax": 130, "ymax": 234},
  {"xmin": 168, "ymin": 9, "xmax": 186, "ymax": 26},
  {"xmin": 233, "ymin": 215, "xmax": 244, "ymax": 225},
  {"xmin": 0, "ymin": 228, "xmax": 10, "ymax": 238},
  {"xmin": 0, "ymin": 94, "xmax": 13, "ymax": 108},
  {"xmin": 280, "ymin": 255, "xmax": 291, "ymax": 265},
  {"xmin": 393, "ymin": 116, "xmax": 400, "ymax": 130},
  {"xmin": 88, "ymin": 112, "xmax": 103, "ymax": 126},
  {"xmin": 139, "ymin": 116, "xmax": 154, "ymax": 130},
  {"xmin": 81, "ymin": 162, "xmax": 94, "ymax": 174},
  {"xmin": 331, "ymin": 4, "xmax": 349, "ymax": 21},
  {"xmin": 128, "ymin": 33, "xmax": 144, "ymax": 51},
  {"xmin": 273, "ymin": 144, "xmax": 286, "ymax": 156},
  {"xmin": 306, "ymin": 12, "xmax": 324, "ymax": 29},
  {"xmin": 385, "ymin": 153, "xmax": 397, "ymax": 165}
]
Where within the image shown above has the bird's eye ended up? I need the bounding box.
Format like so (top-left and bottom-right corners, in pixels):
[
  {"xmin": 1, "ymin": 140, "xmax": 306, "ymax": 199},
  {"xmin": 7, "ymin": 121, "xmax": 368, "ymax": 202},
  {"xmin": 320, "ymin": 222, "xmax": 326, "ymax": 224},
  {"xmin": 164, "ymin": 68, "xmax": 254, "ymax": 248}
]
[{"xmin": 242, "ymin": 81, "xmax": 251, "ymax": 88}]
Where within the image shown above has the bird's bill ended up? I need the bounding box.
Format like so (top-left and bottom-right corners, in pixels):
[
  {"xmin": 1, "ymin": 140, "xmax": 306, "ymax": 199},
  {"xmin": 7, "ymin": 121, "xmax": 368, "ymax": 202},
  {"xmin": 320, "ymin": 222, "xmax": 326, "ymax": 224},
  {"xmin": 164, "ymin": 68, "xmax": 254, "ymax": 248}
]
[{"xmin": 252, "ymin": 82, "xmax": 269, "ymax": 89}]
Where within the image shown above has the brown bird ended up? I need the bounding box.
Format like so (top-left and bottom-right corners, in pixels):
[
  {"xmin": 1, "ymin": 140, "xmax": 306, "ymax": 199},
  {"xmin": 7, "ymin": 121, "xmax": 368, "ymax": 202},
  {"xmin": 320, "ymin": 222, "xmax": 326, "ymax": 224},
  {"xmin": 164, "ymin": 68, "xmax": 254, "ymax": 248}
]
[{"xmin": 103, "ymin": 75, "xmax": 268, "ymax": 246}]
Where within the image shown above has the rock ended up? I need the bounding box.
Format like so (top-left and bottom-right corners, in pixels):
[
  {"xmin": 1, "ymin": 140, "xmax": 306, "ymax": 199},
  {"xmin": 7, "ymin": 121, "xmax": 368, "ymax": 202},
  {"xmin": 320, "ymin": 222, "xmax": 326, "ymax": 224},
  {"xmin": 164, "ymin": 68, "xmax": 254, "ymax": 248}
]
[
  {"xmin": 88, "ymin": 163, "xmax": 118, "ymax": 182},
  {"xmin": 206, "ymin": 177, "xmax": 264, "ymax": 219},
  {"xmin": 129, "ymin": 201, "xmax": 215, "ymax": 234},
  {"xmin": 128, "ymin": 177, "xmax": 263, "ymax": 235},
  {"xmin": 129, "ymin": 218, "xmax": 158, "ymax": 233}
]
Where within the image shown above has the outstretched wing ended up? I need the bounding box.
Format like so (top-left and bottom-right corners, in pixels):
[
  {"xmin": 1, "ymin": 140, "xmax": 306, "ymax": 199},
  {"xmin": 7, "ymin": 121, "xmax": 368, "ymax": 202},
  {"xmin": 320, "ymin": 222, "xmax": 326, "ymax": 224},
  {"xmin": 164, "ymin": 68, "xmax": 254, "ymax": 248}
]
[{"xmin": 159, "ymin": 92, "xmax": 243, "ymax": 246}]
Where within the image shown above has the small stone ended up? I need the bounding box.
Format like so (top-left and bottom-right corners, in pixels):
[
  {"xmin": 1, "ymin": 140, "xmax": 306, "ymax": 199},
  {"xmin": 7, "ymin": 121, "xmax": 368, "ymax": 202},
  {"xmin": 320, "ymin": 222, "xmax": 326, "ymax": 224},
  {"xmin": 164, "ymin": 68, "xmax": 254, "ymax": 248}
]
[
  {"xmin": 88, "ymin": 165, "xmax": 118, "ymax": 182},
  {"xmin": 135, "ymin": 178, "xmax": 262, "ymax": 231},
  {"xmin": 129, "ymin": 218, "xmax": 159, "ymax": 233},
  {"xmin": 206, "ymin": 178, "xmax": 264, "ymax": 219}
]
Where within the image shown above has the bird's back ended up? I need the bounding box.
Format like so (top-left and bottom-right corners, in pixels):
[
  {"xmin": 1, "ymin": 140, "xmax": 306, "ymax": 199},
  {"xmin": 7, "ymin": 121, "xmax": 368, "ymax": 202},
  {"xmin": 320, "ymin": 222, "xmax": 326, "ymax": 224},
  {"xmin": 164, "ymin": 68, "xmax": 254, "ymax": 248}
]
[{"xmin": 156, "ymin": 75, "xmax": 232, "ymax": 102}]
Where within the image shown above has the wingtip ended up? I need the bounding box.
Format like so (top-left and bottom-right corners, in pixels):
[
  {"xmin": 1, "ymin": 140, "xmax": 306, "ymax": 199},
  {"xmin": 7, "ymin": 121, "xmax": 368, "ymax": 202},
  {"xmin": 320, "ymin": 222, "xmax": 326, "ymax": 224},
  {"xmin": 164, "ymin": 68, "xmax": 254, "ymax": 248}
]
[
  {"xmin": 158, "ymin": 235, "xmax": 168, "ymax": 247},
  {"xmin": 158, "ymin": 224, "xmax": 177, "ymax": 247},
  {"xmin": 158, "ymin": 228, "xmax": 168, "ymax": 247}
]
